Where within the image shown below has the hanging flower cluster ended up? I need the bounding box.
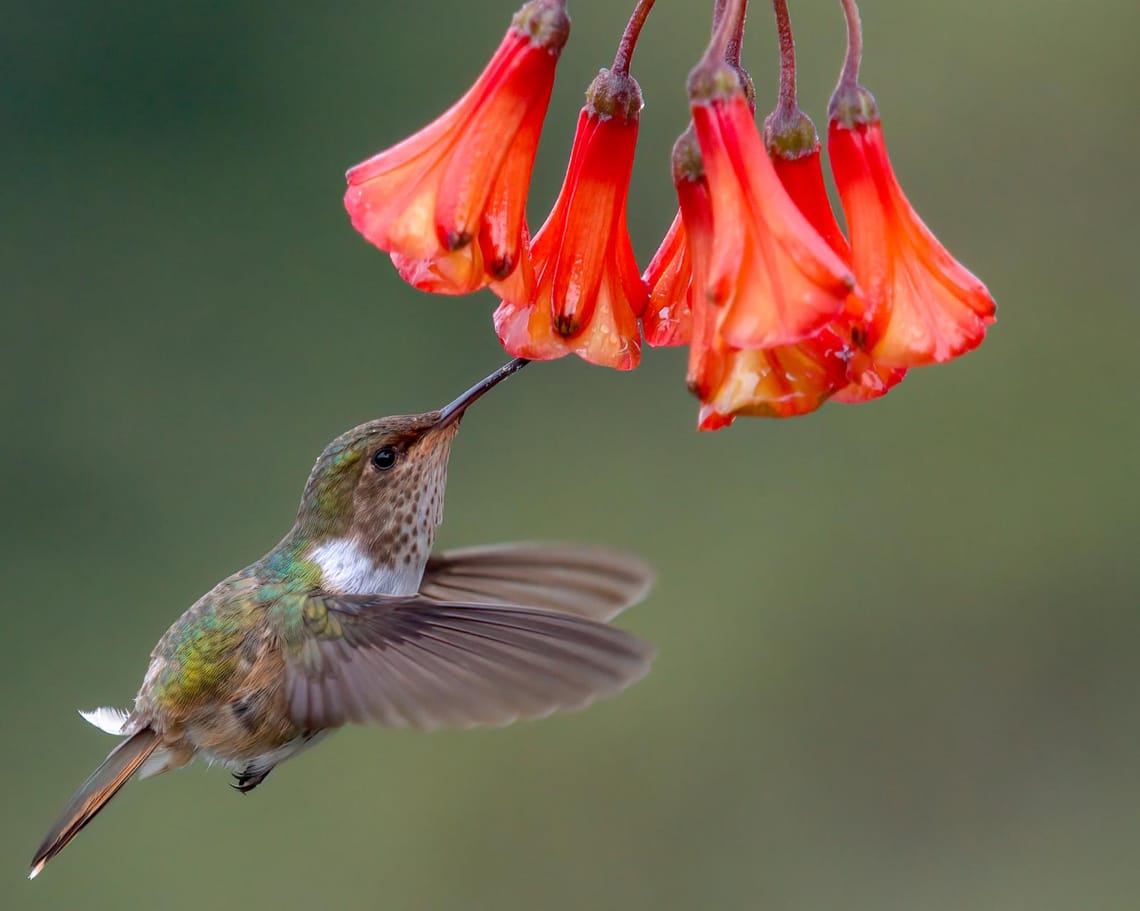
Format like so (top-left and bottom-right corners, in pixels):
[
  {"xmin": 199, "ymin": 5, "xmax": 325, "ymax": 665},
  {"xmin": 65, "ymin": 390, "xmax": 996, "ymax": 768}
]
[{"xmin": 344, "ymin": 0, "xmax": 995, "ymax": 429}]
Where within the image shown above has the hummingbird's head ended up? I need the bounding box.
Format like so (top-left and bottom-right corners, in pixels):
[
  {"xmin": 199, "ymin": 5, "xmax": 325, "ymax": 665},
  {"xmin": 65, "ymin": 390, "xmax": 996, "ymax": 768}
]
[{"xmin": 291, "ymin": 359, "xmax": 528, "ymax": 594}]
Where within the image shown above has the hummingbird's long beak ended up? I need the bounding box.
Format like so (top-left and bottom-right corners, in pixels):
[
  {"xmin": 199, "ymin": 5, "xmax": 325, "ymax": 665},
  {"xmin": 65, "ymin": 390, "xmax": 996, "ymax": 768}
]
[{"xmin": 436, "ymin": 357, "xmax": 530, "ymax": 428}]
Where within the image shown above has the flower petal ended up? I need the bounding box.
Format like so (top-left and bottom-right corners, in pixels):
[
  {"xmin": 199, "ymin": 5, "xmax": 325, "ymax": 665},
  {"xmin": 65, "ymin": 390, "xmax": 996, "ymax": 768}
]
[
  {"xmin": 692, "ymin": 91, "xmax": 854, "ymax": 349},
  {"xmin": 829, "ymin": 119, "xmax": 996, "ymax": 367},
  {"xmin": 491, "ymin": 73, "xmax": 646, "ymax": 369},
  {"xmin": 642, "ymin": 212, "xmax": 692, "ymax": 348},
  {"xmin": 344, "ymin": 2, "xmax": 568, "ymax": 294}
]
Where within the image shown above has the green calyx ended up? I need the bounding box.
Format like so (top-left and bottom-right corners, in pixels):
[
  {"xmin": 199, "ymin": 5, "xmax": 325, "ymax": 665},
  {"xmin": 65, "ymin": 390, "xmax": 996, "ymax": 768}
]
[
  {"xmin": 512, "ymin": 0, "xmax": 570, "ymax": 54},
  {"xmin": 687, "ymin": 61, "xmax": 743, "ymax": 105},
  {"xmin": 734, "ymin": 65, "xmax": 756, "ymax": 111},
  {"xmin": 828, "ymin": 82, "xmax": 879, "ymax": 128},
  {"xmin": 586, "ymin": 68, "xmax": 643, "ymax": 123},
  {"xmin": 671, "ymin": 124, "xmax": 704, "ymax": 185},
  {"xmin": 763, "ymin": 106, "xmax": 820, "ymax": 161}
]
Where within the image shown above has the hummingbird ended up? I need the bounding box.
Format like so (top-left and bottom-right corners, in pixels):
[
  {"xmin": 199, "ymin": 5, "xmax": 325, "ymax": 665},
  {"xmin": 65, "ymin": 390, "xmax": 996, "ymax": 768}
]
[{"xmin": 30, "ymin": 357, "xmax": 654, "ymax": 879}]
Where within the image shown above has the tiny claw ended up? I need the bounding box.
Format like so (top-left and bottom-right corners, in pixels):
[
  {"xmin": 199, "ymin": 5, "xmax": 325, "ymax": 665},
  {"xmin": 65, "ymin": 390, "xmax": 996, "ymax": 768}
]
[{"xmin": 231, "ymin": 766, "xmax": 271, "ymax": 793}]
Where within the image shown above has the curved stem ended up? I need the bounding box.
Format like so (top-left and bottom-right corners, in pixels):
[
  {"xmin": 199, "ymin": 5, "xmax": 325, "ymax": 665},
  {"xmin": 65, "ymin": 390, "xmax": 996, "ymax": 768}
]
[
  {"xmin": 771, "ymin": 0, "xmax": 797, "ymax": 114},
  {"xmin": 612, "ymin": 0, "xmax": 658, "ymax": 75},
  {"xmin": 837, "ymin": 0, "xmax": 863, "ymax": 88},
  {"xmin": 701, "ymin": 0, "xmax": 746, "ymax": 68},
  {"xmin": 712, "ymin": 0, "xmax": 727, "ymax": 31},
  {"xmin": 724, "ymin": 0, "xmax": 748, "ymax": 65}
]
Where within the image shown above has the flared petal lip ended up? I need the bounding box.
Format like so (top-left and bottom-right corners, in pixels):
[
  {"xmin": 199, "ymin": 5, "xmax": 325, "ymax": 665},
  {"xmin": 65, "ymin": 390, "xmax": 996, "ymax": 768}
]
[
  {"xmin": 343, "ymin": 22, "xmax": 562, "ymax": 294},
  {"xmin": 491, "ymin": 106, "xmax": 645, "ymax": 370},
  {"xmin": 828, "ymin": 118, "xmax": 996, "ymax": 367},
  {"xmin": 692, "ymin": 95, "xmax": 855, "ymax": 349}
]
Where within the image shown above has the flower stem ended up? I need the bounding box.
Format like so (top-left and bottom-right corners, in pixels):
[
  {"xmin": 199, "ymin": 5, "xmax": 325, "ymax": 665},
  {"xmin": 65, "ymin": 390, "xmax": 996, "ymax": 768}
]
[
  {"xmin": 762, "ymin": 0, "xmax": 815, "ymax": 156},
  {"xmin": 612, "ymin": 0, "xmax": 658, "ymax": 75},
  {"xmin": 836, "ymin": 0, "xmax": 863, "ymax": 91},
  {"xmin": 724, "ymin": 0, "xmax": 748, "ymax": 66},
  {"xmin": 713, "ymin": 0, "xmax": 727, "ymax": 29},
  {"xmin": 828, "ymin": 0, "xmax": 877, "ymax": 124},
  {"xmin": 771, "ymin": 0, "xmax": 796, "ymax": 115},
  {"xmin": 699, "ymin": 0, "xmax": 747, "ymax": 70}
]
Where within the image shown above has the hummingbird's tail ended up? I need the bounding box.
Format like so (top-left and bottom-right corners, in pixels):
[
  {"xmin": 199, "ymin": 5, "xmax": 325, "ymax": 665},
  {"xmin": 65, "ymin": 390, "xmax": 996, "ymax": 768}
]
[{"xmin": 29, "ymin": 726, "xmax": 159, "ymax": 879}]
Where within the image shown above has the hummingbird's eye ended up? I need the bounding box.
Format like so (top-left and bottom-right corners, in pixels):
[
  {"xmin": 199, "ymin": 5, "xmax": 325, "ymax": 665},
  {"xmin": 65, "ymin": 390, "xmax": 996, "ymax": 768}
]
[{"xmin": 371, "ymin": 446, "xmax": 398, "ymax": 471}]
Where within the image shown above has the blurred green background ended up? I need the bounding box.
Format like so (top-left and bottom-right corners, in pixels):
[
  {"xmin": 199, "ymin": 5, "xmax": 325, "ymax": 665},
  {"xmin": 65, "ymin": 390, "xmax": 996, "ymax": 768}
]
[{"xmin": 4, "ymin": 0, "xmax": 1138, "ymax": 908}]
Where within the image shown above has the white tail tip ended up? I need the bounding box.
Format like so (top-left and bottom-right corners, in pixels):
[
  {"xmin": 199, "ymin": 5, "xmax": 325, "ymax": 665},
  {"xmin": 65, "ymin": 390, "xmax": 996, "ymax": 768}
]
[
  {"xmin": 29, "ymin": 860, "xmax": 45, "ymax": 880},
  {"xmin": 78, "ymin": 707, "xmax": 130, "ymax": 736}
]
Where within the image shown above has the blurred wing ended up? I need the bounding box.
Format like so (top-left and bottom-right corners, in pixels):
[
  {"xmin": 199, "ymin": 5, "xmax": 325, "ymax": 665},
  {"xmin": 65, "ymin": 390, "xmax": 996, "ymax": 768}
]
[
  {"xmin": 420, "ymin": 543, "xmax": 654, "ymax": 621},
  {"xmin": 280, "ymin": 593, "xmax": 653, "ymax": 731}
]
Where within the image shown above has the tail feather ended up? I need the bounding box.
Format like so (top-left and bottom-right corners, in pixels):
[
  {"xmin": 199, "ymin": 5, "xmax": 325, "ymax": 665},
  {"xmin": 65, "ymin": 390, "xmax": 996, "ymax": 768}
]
[{"xmin": 29, "ymin": 727, "xmax": 159, "ymax": 879}]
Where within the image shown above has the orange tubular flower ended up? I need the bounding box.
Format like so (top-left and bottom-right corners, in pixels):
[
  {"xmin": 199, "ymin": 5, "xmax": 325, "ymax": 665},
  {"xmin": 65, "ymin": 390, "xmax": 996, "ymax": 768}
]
[
  {"xmin": 672, "ymin": 129, "xmax": 716, "ymax": 397},
  {"xmin": 642, "ymin": 122, "xmax": 706, "ymax": 349},
  {"xmin": 828, "ymin": 92, "xmax": 996, "ymax": 367},
  {"xmin": 672, "ymin": 125, "xmax": 847, "ymax": 430},
  {"xmin": 689, "ymin": 65, "xmax": 855, "ymax": 350},
  {"xmin": 641, "ymin": 211, "xmax": 692, "ymax": 348},
  {"xmin": 343, "ymin": 0, "xmax": 569, "ymax": 295},
  {"xmin": 765, "ymin": 119, "xmax": 851, "ymax": 262},
  {"xmin": 826, "ymin": 0, "xmax": 994, "ymax": 368},
  {"xmin": 492, "ymin": 69, "xmax": 647, "ymax": 369},
  {"xmin": 763, "ymin": 106, "xmax": 907, "ymax": 403},
  {"xmin": 696, "ymin": 331, "xmax": 851, "ymax": 428}
]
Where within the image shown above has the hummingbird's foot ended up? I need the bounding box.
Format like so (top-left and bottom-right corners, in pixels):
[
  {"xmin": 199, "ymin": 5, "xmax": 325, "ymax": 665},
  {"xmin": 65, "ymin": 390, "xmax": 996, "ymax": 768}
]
[{"xmin": 231, "ymin": 765, "xmax": 271, "ymax": 794}]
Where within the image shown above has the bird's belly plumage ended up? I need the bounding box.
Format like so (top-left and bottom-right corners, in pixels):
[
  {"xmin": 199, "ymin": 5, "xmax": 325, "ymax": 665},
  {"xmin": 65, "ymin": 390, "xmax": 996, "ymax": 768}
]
[
  {"xmin": 184, "ymin": 699, "xmax": 297, "ymax": 759},
  {"xmin": 199, "ymin": 730, "xmax": 330, "ymax": 775},
  {"xmin": 132, "ymin": 581, "xmax": 307, "ymax": 775},
  {"xmin": 170, "ymin": 638, "xmax": 301, "ymax": 762}
]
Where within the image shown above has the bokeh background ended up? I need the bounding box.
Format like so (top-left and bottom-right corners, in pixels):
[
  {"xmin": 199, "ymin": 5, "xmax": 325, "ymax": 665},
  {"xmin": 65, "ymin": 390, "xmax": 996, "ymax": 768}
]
[{"xmin": 4, "ymin": 0, "xmax": 1138, "ymax": 908}]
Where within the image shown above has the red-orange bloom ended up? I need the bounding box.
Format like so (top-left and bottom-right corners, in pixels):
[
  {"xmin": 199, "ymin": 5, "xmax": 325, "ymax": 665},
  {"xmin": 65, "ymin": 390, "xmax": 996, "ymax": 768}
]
[
  {"xmin": 671, "ymin": 131, "xmax": 716, "ymax": 395},
  {"xmin": 672, "ymin": 124, "xmax": 847, "ymax": 429},
  {"xmin": 641, "ymin": 211, "xmax": 692, "ymax": 348},
  {"xmin": 767, "ymin": 143, "xmax": 850, "ymax": 262},
  {"xmin": 828, "ymin": 88, "xmax": 996, "ymax": 367},
  {"xmin": 764, "ymin": 115, "xmax": 907, "ymax": 403},
  {"xmin": 642, "ymin": 126, "xmax": 705, "ymax": 349},
  {"xmin": 343, "ymin": 0, "xmax": 569, "ymax": 295},
  {"xmin": 694, "ymin": 329, "xmax": 852, "ymax": 429},
  {"xmin": 492, "ymin": 70, "xmax": 646, "ymax": 370},
  {"xmin": 689, "ymin": 67, "xmax": 855, "ymax": 350}
]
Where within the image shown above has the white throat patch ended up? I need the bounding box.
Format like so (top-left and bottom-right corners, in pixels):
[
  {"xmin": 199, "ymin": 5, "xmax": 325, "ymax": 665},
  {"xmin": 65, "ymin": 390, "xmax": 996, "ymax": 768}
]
[{"xmin": 308, "ymin": 536, "xmax": 421, "ymax": 596}]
